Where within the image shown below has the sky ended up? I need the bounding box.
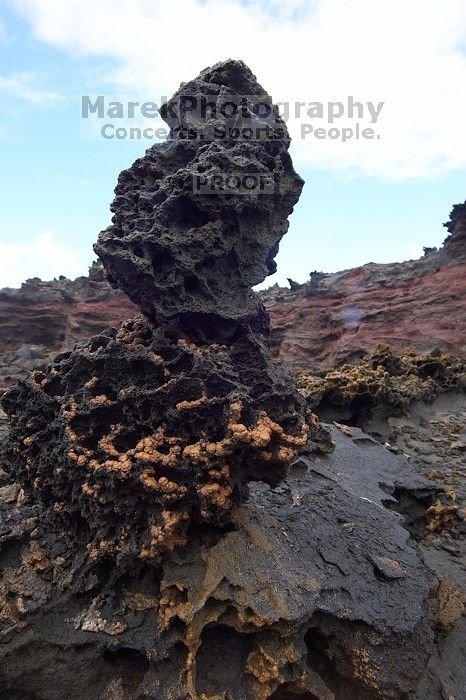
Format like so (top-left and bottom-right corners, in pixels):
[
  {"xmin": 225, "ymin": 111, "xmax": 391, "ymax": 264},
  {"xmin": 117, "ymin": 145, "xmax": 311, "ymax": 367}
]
[{"xmin": 0, "ymin": 0, "xmax": 465, "ymax": 289}]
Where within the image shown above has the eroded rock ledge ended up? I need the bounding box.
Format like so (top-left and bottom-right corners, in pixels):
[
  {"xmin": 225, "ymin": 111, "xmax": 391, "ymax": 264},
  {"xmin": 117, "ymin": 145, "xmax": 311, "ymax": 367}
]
[
  {"xmin": 297, "ymin": 343, "xmax": 466, "ymax": 424},
  {"xmin": 1, "ymin": 427, "xmax": 450, "ymax": 699}
]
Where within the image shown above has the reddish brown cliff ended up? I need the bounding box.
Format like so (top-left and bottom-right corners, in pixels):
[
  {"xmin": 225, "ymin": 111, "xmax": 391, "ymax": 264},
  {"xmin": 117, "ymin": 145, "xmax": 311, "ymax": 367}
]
[
  {"xmin": 0, "ymin": 263, "xmax": 136, "ymax": 390},
  {"xmin": 264, "ymin": 201, "xmax": 466, "ymax": 369}
]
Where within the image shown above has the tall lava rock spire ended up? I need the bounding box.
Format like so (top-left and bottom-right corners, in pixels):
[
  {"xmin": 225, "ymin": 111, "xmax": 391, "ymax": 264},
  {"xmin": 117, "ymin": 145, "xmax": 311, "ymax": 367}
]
[{"xmin": 1, "ymin": 60, "xmax": 330, "ymax": 568}]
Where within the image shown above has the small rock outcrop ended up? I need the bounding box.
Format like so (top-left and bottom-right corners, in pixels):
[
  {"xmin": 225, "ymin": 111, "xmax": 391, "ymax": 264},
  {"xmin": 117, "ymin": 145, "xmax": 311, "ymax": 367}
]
[
  {"xmin": 443, "ymin": 200, "xmax": 466, "ymax": 262},
  {"xmin": 297, "ymin": 343, "xmax": 466, "ymax": 423}
]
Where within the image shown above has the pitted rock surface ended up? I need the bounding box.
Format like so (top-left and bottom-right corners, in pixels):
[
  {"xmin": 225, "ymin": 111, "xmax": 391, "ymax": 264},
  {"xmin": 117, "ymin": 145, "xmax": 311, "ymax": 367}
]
[
  {"xmin": 95, "ymin": 60, "xmax": 303, "ymax": 343},
  {"xmin": 0, "ymin": 427, "xmax": 444, "ymax": 699},
  {"xmin": 1, "ymin": 316, "xmax": 316, "ymax": 567}
]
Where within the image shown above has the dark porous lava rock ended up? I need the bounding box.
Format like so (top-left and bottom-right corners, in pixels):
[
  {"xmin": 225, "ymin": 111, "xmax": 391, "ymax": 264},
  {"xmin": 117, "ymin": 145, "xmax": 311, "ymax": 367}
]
[
  {"xmin": 1, "ymin": 60, "xmax": 318, "ymax": 568},
  {"xmin": 1, "ymin": 427, "xmax": 451, "ymax": 699},
  {"xmin": 95, "ymin": 60, "xmax": 303, "ymax": 343},
  {"xmin": 1, "ymin": 316, "xmax": 317, "ymax": 567}
]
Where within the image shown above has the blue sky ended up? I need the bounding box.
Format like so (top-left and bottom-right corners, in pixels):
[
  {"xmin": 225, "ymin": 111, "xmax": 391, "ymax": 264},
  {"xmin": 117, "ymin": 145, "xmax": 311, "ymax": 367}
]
[{"xmin": 1, "ymin": 0, "xmax": 465, "ymax": 289}]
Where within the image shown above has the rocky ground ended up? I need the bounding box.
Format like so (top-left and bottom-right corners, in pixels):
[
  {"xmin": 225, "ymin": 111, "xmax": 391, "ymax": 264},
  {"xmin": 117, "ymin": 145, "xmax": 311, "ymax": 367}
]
[
  {"xmin": 296, "ymin": 347, "xmax": 466, "ymax": 700},
  {"xmin": 2, "ymin": 425, "xmax": 463, "ymax": 699},
  {"xmin": 1, "ymin": 255, "xmax": 465, "ymax": 698}
]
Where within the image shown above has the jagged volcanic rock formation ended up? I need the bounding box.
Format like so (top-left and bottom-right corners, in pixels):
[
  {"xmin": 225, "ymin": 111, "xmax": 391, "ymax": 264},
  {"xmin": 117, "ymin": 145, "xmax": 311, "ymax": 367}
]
[
  {"xmin": 1, "ymin": 61, "xmax": 315, "ymax": 567},
  {"xmin": 1, "ymin": 64, "xmax": 464, "ymax": 700},
  {"xmin": 95, "ymin": 61, "xmax": 303, "ymax": 343},
  {"xmin": 2, "ymin": 427, "xmax": 456, "ymax": 699},
  {"xmin": 2, "ymin": 317, "xmax": 318, "ymax": 566}
]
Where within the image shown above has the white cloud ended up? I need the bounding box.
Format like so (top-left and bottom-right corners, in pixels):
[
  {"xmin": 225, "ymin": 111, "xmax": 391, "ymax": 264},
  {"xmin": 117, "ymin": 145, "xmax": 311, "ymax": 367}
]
[
  {"xmin": 0, "ymin": 231, "xmax": 89, "ymax": 288},
  {"xmin": 9, "ymin": 0, "xmax": 466, "ymax": 179},
  {"xmin": 0, "ymin": 71, "xmax": 64, "ymax": 103}
]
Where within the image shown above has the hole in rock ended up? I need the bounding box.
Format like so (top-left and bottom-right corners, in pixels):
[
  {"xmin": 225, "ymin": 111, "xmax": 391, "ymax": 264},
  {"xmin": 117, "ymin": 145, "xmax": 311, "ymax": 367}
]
[
  {"xmin": 304, "ymin": 628, "xmax": 331, "ymax": 677},
  {"xmin": 0, "ymin": 537, "xmax": 24, "ymax": 571},
  {"xmin": 167, "ymin": 195, "xmax": 213, "ymax": 228},
  {"xmin": 42, "ymin": 377, "xmax": 66, "ymax": 397},
  {"xmin": 166, "ymin": 616, "xmax": 187, "ymax": 637},
  {"xmin": 128, "ymin": 563, "xmax": 163, "ymax": 593},
  {"xmin": 184, "ymin": 274, "xmax": 205, "ymax": 295},
  {"xmin": 304, "ymin": 623, "xmax": 386, "ymax": 700},
  {"xmin": 103, "ymin": 647, "xmax": 149, "ymax": 672},
  {"xmin": 195, "ymin": 625, "xmax": 253, "ymax": 697},
  {"xmin": 151, "ymin": 249, "xmax": 175, "ymax": 275},
  {"xmin": 132, "ymin": 244, "xmax": 144, "ymax": 258},
  {"xmin": 81, "ymin": 557, "xmax": 116, "ymax": 592},
  {"xmin": 113, "ymin": 428, "xmax": 148, "ymax": 453},
  {"xmin": 269, "ymin": 684, "xmax": 319, "ymax": 699},
  {"xmin": 186, "ymin": 520, "xmax": 237, "ymax": 551},
  {"xmin": 381, "ymin": 486, "xmax": 435, "ymax": 540}
]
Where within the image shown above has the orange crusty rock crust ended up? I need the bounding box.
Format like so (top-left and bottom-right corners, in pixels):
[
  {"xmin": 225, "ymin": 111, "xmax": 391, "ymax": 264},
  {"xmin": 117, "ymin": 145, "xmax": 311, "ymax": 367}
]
[{"xmin": 2, "ymin": 316, "xmax": 319, "ymax": 567}]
